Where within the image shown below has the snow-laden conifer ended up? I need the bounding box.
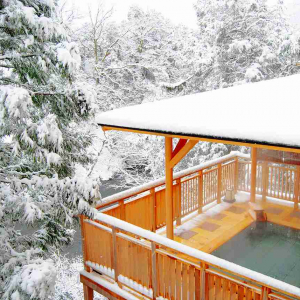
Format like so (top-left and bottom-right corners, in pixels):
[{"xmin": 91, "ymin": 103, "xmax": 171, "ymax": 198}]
[{"xmin": 0, "ymin": 0, "xmax": 98, "ymax": 299}]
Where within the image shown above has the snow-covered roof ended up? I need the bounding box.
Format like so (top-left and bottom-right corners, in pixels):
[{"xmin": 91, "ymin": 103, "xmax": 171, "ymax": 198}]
[{"xmin": 97, "ymin": 74, "xmax": 300, "ymax": 150}]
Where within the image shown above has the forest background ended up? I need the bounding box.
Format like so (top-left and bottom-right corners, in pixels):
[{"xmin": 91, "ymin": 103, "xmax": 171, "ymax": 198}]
[{"xmin": 0, "ymin": 0, "xmax": 300, "ymax": 299}]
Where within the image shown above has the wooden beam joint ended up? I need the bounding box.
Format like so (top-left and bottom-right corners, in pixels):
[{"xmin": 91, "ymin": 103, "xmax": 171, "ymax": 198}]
[{"xmin": 170, "ymin": 139, "xmax": 198, "ymax": 168}]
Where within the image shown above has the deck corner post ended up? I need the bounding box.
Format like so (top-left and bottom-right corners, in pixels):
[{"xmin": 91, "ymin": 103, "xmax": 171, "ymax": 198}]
[
  {"xmin": 262, "ymin": 161, "xmax": 268, "ymax": 202},
  {"xmin": 294, "ymin": 165, "xmax": 300, "ymax": 210},
  {"xmin": 80, "ymin": 215, "xmax": 90, "ymax": 271},
  {"xmin": 217, "ymin": 163, "xmax": 222, "ymax": 204},
  {"xmin": 250, "ymin": 147, "xmax": 258, "ymax": 203},
  {"xmin": 83, "ymin": 285, "xmax": 94, "ymax": 300},
  {"xmin": 234, "ymin": 157, "xmax": 239, "ymax": 194},
  {"xmin": 80, "ymin": 215, "xmax": 94, "ymax": 300},
  {"xmin": 198, "ymin": 170, "xmax": 204, "ymax": 213},
  {"xmin": 150, "ymin": 188, "xmax": 156, "ymax": 231},
  {"xmin": 176, "ymin": 179, "xmax": 182, "ymax": 226},
  {"xmin": 165, "ymin": 137, "xmax": 174, "ymax": 240}
]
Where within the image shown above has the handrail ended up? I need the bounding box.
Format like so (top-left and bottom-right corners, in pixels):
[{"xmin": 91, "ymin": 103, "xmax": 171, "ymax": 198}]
[
  {"xmin": 94, "ymin": 212, "xmax": 300, "ymax": 299},
  {"xmin": 96, "ymin": 151, "xmax": 250, "ymax": 209}
]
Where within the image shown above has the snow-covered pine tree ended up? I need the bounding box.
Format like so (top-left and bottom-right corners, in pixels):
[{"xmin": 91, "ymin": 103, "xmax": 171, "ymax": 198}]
[
  {"xmin": 194, "ymin": 0, "xmax": 300, "ymax": 89},
  {"xmin": 0, "ymin": 1, "xmax": 99, "ymax": 299}
]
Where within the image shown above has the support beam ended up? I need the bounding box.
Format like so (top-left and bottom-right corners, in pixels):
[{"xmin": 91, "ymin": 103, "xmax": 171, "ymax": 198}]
[
  {"xmin": 250, "ymin": 147, "xmax": 257, "ymax": 203},
  {"xmin": 172, "ymin": 139, "xmax": 188, "ymax": 158},
  {"xmin": 170, "ymin": 140, "xmax": 198, "ymax": 168},
  {"xmin": 165, "ymin": 137, "xmax": 174, "ymax": 240}
]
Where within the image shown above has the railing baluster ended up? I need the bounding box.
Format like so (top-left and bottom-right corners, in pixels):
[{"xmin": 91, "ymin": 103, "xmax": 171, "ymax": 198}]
[
  {"xmin": 198, "ymin": 170, "xmax": 204, "ymax": 213},
  {"xmin": 151, "ymin": 242, "xmax": 158, "ymax": 299},
  {"xmin": 294, "ymin": 166, "xmax": 300, "ymax": 210},
  {"xmin": 112, "ymin": 226, "xmax": 121, "ymax": 287},
  {"xmin": 262, "ymin": 162, "xmax": 268, "ymax": 202},
  {"xmin": 150, "ymin": 188, "xmax": 156, "ymax": 232},
  {"xmin": 200, "ymin": 262, "xmax": 207, "ymax": 300},
  {"xmin": 217, "ymin": 163, "xmax": 222, "ymax": 203}
]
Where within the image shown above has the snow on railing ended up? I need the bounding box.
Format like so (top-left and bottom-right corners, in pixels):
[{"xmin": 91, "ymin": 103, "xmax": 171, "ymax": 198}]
[
  {"xmin": 87, "ymin": 212, "xmax": 300, "ymax": 299},
  {"xmin": 97, "ymin": 151, "xmax": 249, "ymax": 208}
]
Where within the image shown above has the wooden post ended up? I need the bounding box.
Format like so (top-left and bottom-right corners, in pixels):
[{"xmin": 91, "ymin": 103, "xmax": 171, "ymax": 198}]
[
  {"xmin": 165, "ymin": 137, "xmax": 174, "ymax": 240},
  {"xmin": 80, "ymin": 216, "xmax": 94, "ymax": 300},
  {"xmin": 262, "ymin": 161, "xmax": 268, "ymax": 202},
  {"xmin": 150, "ymin": 188, "xmax": 156, "ymax": 232},
  {"xmin": 83, "ymin": 285, "xmax": 94, "ymax": 300},
  {"xmin": 176, "ymin": 179, "xmax": 182, "ymax": 226},
  {"xmin": 217, "ymin": 163, "xmax": 222, "ymax": 204},
  {"xmin": 151, "ymin": 242, "xmax": 158, "ymax": 299},
  {"xmin": 112, "ymin": 226, "xmax": 121, "ymax": 287},
  {"xmin": 198, "ymin": 170, "xmax": 203, "ymax": 213},
  {"xmin": 234, "ymin": 157, "xmax": 239, "ymax": 194},
  {"xmin": 250, "ymin": 147, "xmax": 257, "ymax": 203},
  {"xmin": 294, "ymin": 166, "xmax": 300, "ymax": 210}
]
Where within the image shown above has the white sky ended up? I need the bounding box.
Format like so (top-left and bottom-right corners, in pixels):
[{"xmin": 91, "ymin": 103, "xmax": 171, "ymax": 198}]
[{"xmin": 70, "ymin": 0, "xmax": 300, "ymax": 28}]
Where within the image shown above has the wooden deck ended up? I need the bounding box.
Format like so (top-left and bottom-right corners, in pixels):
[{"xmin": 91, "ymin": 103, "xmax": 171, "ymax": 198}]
[{"xmin": 166, "ymin": 193, "xmax": 300, "ymax": 256}]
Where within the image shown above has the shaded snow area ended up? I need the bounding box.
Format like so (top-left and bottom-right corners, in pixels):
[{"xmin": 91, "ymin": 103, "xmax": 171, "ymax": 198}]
[{"xmin": 97, "ymin": 74, "xmax": 300, "ymax": 148}]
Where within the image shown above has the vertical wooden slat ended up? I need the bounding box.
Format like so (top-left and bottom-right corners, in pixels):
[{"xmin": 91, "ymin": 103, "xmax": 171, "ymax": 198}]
[
  {"xmin": 165, "ymin": 257, "xmax": 170, "ymax": 299},
  {"xmin": 294, "ymin": 166, "xmax": 300, "ymax": 210},
  {"xmin": 198, "ymin": 170, "xmax": 204, "ymax": 213},
  {"xmin": 119, "ymin": 200, "xmax": 125, "ymax": 221},
  {"xmin": 170, "ymin": 258, "xmax": 176, "ymax": 300},
  {"xmin": 251, "ymin": 148, "xmax": 257, "ymax": 203},
  {"xmin": 281, "ymin": 168, "xmax": 284, "ymax": 199},
  {"xmin": 230, "ymin": 283, "xmax": 237, "ymax": 300},
  {"xmin": 215, "ymin": 276, "xmax": 221, "ymax": 300},
  {"xmin": 182, "ymin": 264, "xmax": 188, "ymax": 300},
  {"xmin": 176, "ymin": 179, "xmax": 182, "ymax": 225},
  {"xmin": 223, "ymin": 279, "xmax": 229, "ymax": 300},
  {"xmin": 150, "ymin": 188, "xmax": 156, "ymax": 231},
  {"xmin": 245, "ymin": 288, "xmax": 252, "ymax": 300},
  {"xmin": 176, "ymin": 261, "xmax": 182, "ymax": 300},
  {"xmin": 158, "ymin": 254, "xmax": 164, "ymax": 297},
  {"xmin": 151, "ymin": 242, "xmax": 157, "ymax": 299},
  {"xmin": 262, "ymin": 162, "xmax": 268, "ymax": 201},
  {"xmin": 112, "ymin": 227, "xmax": 120, "ymax": 286},
  {"xmin": 189, "ymin": 266, "xmax": 195, "ymax": 300},
  {"xmin": 208, "ymin": 274, "xmax": 215, "ymax": 300},
  {"xmin": 195, "ymin": 268, "xmax": 201, "ymax": 300},
  {"xmin": 238, "ymin": 286, "xmax": 244, "ymax": 300}
]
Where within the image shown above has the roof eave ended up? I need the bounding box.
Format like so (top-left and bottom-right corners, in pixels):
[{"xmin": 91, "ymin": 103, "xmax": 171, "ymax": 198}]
[{"xmin": 99, "ymin": 123, "xmax": 300, "ymax": 154}]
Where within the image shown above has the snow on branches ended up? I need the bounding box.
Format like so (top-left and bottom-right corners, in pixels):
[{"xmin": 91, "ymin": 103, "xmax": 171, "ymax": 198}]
[{"xmin": 0, "ymin": 0, "xmax": 98, "ymax": 299}]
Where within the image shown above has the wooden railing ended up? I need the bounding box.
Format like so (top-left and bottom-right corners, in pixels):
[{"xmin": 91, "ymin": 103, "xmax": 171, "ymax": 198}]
[
  {"xmin": 97, "ymin": 152, "xmax": 300, "ymax": 233},
  {"xmin": 96, "ymin": 152, "xmax": 242, "ymax": 231},
  {"xmin": 238, "ymin": 161, "xmax": 300, "ymax": 207},
  {"xmin": 81, "ymin": 152, "xmax": 300, "ymax": 299},
  {"xmin": 81, "ymin": 213, "xmax": 300, "ymax": 300}
]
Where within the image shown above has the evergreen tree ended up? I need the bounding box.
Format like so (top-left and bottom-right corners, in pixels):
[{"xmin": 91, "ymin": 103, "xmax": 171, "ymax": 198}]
[
  {"xmin": 194, "ymin": 0, "xmax": 300, "ymax": 89},
  {"xmin": 0, "ymin": 1, "xmax": 99, "ymax": 299}
]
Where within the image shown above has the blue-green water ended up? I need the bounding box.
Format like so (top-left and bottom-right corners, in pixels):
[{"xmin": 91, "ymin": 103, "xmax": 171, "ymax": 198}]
[{"xmin": 212, "ymin": 222, "xmax": 300, "ymax": 288}]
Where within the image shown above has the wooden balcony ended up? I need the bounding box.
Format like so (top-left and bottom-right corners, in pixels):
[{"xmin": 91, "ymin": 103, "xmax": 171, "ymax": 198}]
[{"xmin": 80, "ymin": 152, "xmax": 300, "ymax": 300}]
